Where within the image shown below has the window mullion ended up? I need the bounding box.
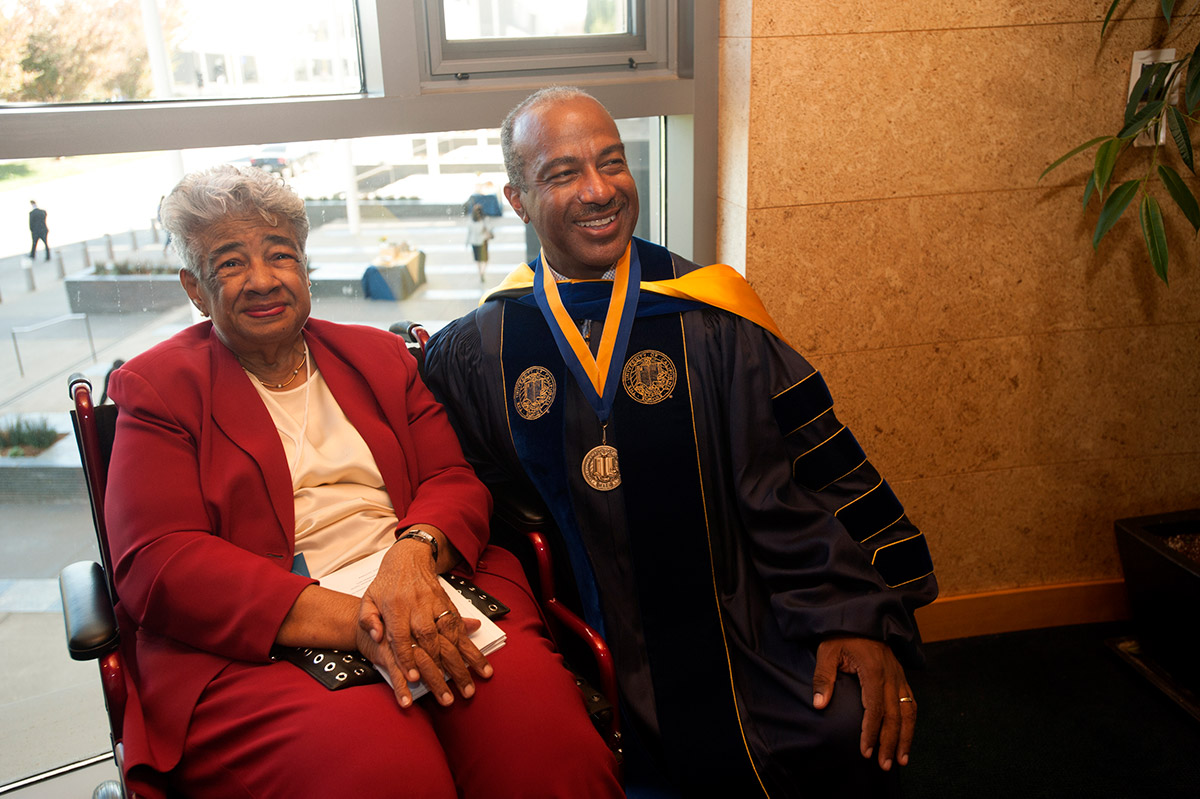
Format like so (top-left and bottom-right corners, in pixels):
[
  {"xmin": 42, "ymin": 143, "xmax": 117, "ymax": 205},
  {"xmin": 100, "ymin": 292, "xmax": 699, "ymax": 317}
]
[{"xmin": 361, "ymin": 0, "xmax": 423, "ymax": 98}]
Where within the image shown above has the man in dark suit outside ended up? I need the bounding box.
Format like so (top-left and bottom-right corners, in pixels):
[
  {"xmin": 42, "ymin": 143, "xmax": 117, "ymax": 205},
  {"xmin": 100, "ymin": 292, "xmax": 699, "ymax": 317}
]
[{"xmin": 29, "ymin": 200, "xmax": 50, "ymax": 261}]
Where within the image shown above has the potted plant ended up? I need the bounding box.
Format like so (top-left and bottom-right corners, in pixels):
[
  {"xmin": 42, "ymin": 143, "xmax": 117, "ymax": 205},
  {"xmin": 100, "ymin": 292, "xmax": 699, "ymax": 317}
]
[
  {"xmin": 1045, "ymin": 3, "xmax": 1200, "ymax": 701},
  {"xmin": 1041, "ymin": 0, "xmax": 1200, "ymax": 284}
]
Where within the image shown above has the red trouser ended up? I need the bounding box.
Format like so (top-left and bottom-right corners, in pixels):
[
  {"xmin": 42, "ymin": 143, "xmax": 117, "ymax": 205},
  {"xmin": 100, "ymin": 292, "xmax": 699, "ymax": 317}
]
[{"xmin": 168, "ymin": 569, "xmax": 622, "ymax": 798}]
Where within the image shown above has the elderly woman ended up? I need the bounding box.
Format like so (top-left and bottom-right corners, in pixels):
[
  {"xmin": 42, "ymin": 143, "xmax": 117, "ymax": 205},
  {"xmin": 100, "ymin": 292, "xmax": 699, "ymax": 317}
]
[{"xmin": 104, "ymin": 165, "xmax": 622, "ymax": 798}]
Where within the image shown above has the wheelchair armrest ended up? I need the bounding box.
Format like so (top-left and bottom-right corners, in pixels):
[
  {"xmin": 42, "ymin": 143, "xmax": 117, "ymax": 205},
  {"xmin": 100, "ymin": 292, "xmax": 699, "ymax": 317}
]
[
  {"xmin": 59, "ymin": 561, "xmax": 119, "ymax": 661},
  {"xmin": 492, "ymin": 491, "xmax": 554, "ymax": 533},
  {"xmin": 490, "ymin": 498, "xmax": 623, "ymax": 753},
  {"xmin": 526, "ymin": 532, "xmax": 620, "ymax": 741}
]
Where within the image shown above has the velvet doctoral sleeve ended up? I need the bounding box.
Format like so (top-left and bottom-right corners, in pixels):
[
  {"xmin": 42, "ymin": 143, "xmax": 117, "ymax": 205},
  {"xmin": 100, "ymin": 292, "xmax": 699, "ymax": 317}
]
[
  {"xmin": 706, "ymin": 312, "xmax": 938, "ymax": 659},
  {"xmin": 105, "ymin": 365, "xmax": 315, "ymax": 662}
]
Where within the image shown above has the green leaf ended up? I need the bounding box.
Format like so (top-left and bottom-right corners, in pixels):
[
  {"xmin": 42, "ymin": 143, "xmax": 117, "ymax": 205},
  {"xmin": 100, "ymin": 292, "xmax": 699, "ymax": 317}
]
[
  {"xmin": 1187, "ymin": 47, "xmax": 1200, "ymax": 113},
  {"xmin": 1140, "ymin": 195, "xmax": 1169, "ymax": 283},
  {"xmin": 1040, "ymin": 135, "xmax": 1112, "ymax": 180},
  {"xmin": 1093, "ymin": 180, "xmax": 1141, "ymax": 249},
  {"xmin": 1094, "ymin": 138, "xmax": 1122, "ymax": 195},
  {"xmin": 1162, "ymin": 0, "xmax": 1176, "ymax": 24},
  {"xmin": 1157, "ymin": 164, "xmax": 1200, "ymax": 231},
  {"xmin": 1146, "ymin": 62, "xmax": 1172, "ymax": 104},
  {"xmin": 1125, "ymin": 66, "xmax": 1159, "ymax": 124},
  {"xmin": 1101, "ymin": 0, "xmax": 1122, "ymax": 36},
  {"xmin": 1083, "ymin": 172, "xmax": 1097, "ymax": 209},
  {"xmin": 1119, "ymin": 100, "xmax": 1165, "ymax": 139},
  {"xmin": 1167, "ymin": 106, "xmax": 1194, "ymax": 172}
]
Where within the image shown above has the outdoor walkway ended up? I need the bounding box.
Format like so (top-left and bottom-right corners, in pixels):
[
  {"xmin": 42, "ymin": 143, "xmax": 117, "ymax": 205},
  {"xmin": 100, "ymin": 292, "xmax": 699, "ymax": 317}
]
[{"xmin": 0, "ymin": 208, "xmax": 530, "ymax": 788}]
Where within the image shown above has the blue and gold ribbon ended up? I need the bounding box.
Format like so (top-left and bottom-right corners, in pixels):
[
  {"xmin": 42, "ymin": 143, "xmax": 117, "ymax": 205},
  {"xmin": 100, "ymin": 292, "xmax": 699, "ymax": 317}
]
[
  {"xmin": 489, "ymin": 256, "xmax": 789, "ymax": 346},
  {"xmin": 532, "ymin": 243, "xmax": 642, "ymax": 422}
]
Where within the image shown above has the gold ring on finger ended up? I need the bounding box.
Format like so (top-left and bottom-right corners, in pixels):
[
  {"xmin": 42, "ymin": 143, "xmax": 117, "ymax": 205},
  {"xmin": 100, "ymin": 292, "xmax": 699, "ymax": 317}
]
[
  {"xmin": 899, "ymin": 696, "xmax": 915, "ymax": 703},
  {"xmin": 435, "ymin": 610, "xmax": 453, "ymax": 623}
]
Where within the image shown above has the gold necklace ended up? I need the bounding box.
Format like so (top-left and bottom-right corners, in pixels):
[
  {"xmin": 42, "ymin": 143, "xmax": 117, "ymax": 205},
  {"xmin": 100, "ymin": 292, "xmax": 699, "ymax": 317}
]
[{"xmin": 245, "ymin": 347, "xmax": 307, "ymax": 389}]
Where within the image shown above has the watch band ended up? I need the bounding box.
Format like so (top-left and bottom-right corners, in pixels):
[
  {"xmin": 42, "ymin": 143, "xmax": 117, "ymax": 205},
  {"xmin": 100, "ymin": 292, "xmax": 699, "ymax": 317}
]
[{"xmin": 397, "ymin": 528, "xmax": 439, "ymax": 563}]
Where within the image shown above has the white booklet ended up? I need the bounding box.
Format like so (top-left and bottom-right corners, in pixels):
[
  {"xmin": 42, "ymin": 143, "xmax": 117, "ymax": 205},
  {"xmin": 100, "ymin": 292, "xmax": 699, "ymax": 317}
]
[{"xmin": 319, "ymin": 547, "xmax": 506, "ymax": 698}]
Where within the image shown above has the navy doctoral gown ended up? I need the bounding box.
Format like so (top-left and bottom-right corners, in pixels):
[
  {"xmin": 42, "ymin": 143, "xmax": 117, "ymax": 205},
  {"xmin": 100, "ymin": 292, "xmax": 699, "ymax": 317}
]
[{"xmin": 424, "ymin": 238, "xmax": 938, "ymax": 797}]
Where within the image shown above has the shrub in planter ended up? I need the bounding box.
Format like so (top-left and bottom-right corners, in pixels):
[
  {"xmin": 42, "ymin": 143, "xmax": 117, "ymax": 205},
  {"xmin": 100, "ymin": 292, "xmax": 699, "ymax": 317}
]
[
  {"xmin": 92, "ymin": 259, "xmax": 178, "ymax": 276},
  {"xmin": 65, "ymin": 261, "xmax": 188, "ymax": 314},
  {"xmin": 0, "ymin": 416, "xmax": 62, "ymax": 457}
]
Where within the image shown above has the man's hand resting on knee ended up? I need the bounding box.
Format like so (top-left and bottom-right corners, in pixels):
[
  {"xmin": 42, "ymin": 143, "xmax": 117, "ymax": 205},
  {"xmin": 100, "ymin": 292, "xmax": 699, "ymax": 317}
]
[{"xmin": 812, "ymin": 636, "xmax": 916, "ymax": 772}]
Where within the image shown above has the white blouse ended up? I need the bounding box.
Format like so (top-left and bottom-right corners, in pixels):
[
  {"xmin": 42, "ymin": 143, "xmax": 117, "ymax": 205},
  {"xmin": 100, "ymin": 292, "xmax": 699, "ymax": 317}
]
[{"xmin": 249, "ymin": 365, "xmax": 398, "ymax": 579}]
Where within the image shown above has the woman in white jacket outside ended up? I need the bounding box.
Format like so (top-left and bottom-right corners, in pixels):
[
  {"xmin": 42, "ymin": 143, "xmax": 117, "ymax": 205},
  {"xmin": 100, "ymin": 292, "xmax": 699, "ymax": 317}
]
[{"xmin": 465, "ymin": 203, "xmax": 493, "ymax": 282}]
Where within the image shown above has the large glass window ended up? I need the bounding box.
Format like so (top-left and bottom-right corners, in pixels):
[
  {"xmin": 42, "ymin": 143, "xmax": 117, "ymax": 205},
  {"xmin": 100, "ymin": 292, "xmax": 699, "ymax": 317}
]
[
  {"xmin": 443, "ymin": 0, "xmax": 630, "ymax": 39},
  {"xmin": 0, "ymin": 1, "xmax": 713, "ymax": 789},
  {"xmin": 0, "ymin": 0, "xmax": 362, "ymax": 106},
  {"xmin": 0, "ymin": 119, "xmax": 661, "ymax": 786}
]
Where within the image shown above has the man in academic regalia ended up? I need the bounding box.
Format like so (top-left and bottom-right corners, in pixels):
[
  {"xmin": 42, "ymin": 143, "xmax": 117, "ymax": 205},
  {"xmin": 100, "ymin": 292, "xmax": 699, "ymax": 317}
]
[{"xmin": 423, "ymin": 87, "xmax": 938, "ymax": 798}]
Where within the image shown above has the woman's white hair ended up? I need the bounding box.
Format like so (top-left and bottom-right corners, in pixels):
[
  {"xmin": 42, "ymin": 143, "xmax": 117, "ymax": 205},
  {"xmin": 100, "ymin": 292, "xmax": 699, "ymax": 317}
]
[{"xmin": 159, "ymin": 165, "xmax": 310, "ymax": 276}]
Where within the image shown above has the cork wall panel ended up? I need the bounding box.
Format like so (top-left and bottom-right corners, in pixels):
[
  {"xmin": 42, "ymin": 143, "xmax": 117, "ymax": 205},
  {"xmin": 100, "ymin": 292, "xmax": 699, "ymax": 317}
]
[
  {"xmin": 743, "ymin": 20, "xmax": 1164, "ymax": 208},
  {"xmin": 808, "ymin": 325, "xmax": 1200, "ymax": 484},
  {"xmin": 744, "ymin": 192, "xmax": 1200, "ymax": 356},
  {"xmin": 895, "ymin": 453, "xmax": 1200, "ymax": 594},
  {"xmin": 745, "ymin": 1, "xmax": 1162, "ymax": 37},
  {"xmin": 720, "ymin": 1, "xmax": 1200, "ymax": 603}
]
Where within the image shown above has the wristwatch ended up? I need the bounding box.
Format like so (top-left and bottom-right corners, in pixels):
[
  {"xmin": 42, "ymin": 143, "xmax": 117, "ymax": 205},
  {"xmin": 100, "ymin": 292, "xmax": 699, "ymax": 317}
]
[{"xmin": 397, "ymin": 528, "xmax": 439, "ymax": 563}]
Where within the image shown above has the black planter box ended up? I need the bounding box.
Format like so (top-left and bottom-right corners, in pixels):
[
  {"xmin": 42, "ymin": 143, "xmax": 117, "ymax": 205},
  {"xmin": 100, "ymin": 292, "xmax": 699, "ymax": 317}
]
[{"xmin": 1114, "ymin": 509, "xmax": 1200, "ymax": 690}]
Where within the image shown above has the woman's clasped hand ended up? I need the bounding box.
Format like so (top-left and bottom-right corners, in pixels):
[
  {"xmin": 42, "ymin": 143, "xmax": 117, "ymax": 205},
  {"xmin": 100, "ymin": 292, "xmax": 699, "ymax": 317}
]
[{"xmin": 357, "ymin": 533, "xmax": 492, "ymax": 707}]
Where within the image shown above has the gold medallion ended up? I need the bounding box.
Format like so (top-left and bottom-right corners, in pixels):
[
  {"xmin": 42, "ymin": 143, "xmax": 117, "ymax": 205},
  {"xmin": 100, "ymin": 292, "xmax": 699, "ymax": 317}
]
[
  {"xmin": 513, "ymin": 366, "xmax": 556, "ymax": 420},
  {"xmin": 582, "ymin": 444, "xmax": 621, "ymax": 491},
  {"xmin": 622, "ymin": 350, "xmax": 676, "ymax": 405}
]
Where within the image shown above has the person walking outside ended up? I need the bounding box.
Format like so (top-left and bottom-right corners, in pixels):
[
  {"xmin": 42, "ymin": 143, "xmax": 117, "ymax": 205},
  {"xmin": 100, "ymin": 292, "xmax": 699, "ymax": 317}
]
[
  {"xmin": 29, "ymin": 200, "xmax": 50, "ymax": 261},
  {"xmin": 465, "ymin": 203, "xmax": 493, "ymax": 282}
]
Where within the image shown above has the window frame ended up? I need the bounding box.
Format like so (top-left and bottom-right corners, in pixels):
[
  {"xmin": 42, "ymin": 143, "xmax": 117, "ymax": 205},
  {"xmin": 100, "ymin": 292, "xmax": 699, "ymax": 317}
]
[
  {"xmin": 0, "ymin": 0, "xmax": 716, "ymax": 261},
  {"xmin": 420, "ymin": 0, "xmax": 670, "ymax": 80}
]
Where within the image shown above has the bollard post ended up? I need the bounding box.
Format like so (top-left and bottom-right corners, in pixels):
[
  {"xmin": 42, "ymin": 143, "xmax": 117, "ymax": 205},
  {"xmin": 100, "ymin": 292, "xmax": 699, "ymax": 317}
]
[
  {"xmin": 23, "ymin": 261, "xmax": 36, "ymax": 291},
  {"xmin": 105, "ymin": 233, "xmax": 115, "ymax": 261},
  {"xmin": 81, "ymin": 242, "xmax": 91, "ymax": 269},
  {"xmin": 54, "ymin": 251, "xmax": 65, "ymax": 278},
  {"xmin": 129, "ymin": 229, "xmax": 139, "ymax": 251},
  {"xmin": 151, "ymin": 218, "xmax": 160, "ymax": 243}
]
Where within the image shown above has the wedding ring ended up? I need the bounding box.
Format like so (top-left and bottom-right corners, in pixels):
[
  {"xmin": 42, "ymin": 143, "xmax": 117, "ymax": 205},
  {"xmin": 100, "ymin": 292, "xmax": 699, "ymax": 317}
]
[
  {"xmin": 434, "ymin": 610, "xmax": 453, "ymax": 623},
  {"xmin": 899, "ymin": 696, "xmax": 914, "ymax": 703}
]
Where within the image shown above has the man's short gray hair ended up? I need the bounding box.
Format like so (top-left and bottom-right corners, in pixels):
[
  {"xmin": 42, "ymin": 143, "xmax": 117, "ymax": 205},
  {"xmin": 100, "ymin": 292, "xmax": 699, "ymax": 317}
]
[
  {"xmin": 159, "ymin": 165, "xmax": 309, "ymax": 276},
  {"xmin": 500, "ymin": 86, "xmax": 600, "ymax": 193}
]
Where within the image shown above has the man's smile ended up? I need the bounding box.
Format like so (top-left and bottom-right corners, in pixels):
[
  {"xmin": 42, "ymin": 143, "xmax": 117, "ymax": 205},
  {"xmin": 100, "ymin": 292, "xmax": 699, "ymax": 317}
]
[{"xmin": 577, "ymin": 213, "xmax": 618, "ymax": 228}]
